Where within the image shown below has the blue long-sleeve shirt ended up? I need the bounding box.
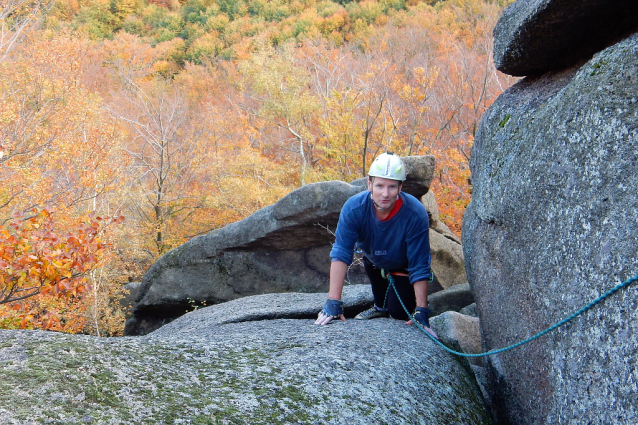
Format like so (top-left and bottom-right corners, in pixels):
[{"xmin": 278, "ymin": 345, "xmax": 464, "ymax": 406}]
[{"xmin": 330, "ymin": 191, "xmax": 432, "ymax": 284}]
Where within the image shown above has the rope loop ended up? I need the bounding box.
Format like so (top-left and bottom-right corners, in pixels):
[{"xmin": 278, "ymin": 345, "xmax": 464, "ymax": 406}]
[{"xmin": 383, "ymin": 271, "xmax": 638, "ymax": 358}]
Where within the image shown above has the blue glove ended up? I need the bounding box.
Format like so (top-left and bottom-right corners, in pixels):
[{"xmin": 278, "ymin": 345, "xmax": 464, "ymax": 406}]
[
  {"xmin": 322, "ymin": 299, "xmax": 344, "ymax": 318},
  {"xmin": 315, "ymin": 299, "xmax": 344, "ymax": 325},
  {"xmin": 413, "ymin": 307, "xmax": 432, "ymax": 328}
]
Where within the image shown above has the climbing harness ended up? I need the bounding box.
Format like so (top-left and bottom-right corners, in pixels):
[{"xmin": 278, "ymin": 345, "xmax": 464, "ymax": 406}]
[{"xmin": 382, "ymin": 270, "xmax": 638, "ymax": 358}]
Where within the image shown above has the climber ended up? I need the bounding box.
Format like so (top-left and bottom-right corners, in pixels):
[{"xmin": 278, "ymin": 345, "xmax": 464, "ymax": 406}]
[{"xmin": 315, "ymin": 152, "xmax": 437, "ymax": 338}]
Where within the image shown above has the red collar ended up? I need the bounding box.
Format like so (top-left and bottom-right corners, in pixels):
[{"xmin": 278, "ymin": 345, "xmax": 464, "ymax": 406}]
[{"xmin": 377, "ymin": 196, "xmax": 403, "ymax": 221}]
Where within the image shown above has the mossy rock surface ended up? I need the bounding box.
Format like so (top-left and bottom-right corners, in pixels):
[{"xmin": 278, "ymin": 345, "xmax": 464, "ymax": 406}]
[{"xmin": 0, "ymin": 290, "xmax": 489, "ymax": 424}]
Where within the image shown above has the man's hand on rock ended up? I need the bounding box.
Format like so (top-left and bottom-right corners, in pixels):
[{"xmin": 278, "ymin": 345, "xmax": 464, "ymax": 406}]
[
  {"xmin": 405, "ymin": 306, "xmax": 438, "ymax": 339},
  {"xmin": 314, "ymin": 299, "xmax": 346, "ymax": 325}
]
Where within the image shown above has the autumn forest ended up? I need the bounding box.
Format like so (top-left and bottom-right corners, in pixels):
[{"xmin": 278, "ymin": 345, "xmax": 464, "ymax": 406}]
[{"xmin": 0, "ymin": 0, "xmax": 516, "ymax": 335}]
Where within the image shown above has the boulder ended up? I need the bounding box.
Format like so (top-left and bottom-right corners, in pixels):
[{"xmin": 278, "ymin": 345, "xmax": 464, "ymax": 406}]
[
  {"xmin": 428, "ymin": 282, "xmax": 474, "ymax": 316},
  {"xmin": 464, "ymin": 27, "xmax": 638, "ymax": 424},
  {"xmin": 430, "ymin": 311, "xmax": 482, "ymax": 366},
  {"xmin": 127, "ymin": 180, "xmax": 366, "ymax": 335},
  {"xmin": 460, "ymin": 303, "xmax": 478, "ymax": 318},
  {"xmin": 127, "ymin": 156, "xmax": 454, "ymax": 336},
  {"xmin": 399, "ymin": 155, "xmax": 437, "ymax": 200},
  {"xmin": 421, "ymin": 190, "xmax": 467, "ymax": 290},
  {"xmin": 429, "ymin": 230, "xmax": 467, "ymax": 289},
  {"xmin": 422, "ymin": 190, "xmax": 461, "ymax": 244},
  {"xmin": 494, "ymin": 0, "xmax": 638, "ymax": 76},
  {"xmin": 0, "ymin": 288, "xmax": 490, "ymax": 424},
  {"xmin": 119, "ymin": 281, "xmax": 141, "ymax": 314}
]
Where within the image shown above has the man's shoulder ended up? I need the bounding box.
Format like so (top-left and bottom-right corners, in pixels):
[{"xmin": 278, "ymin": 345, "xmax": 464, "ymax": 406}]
[
  {"xmin": 339, "ymin": 191, "xmax": 371, "ymax": 224},
  {"xmin": 400, "ymin": 192, "xmax": 425, "ymax": 210},
  {"xmin": 400, "ymin": 193, "xmax": 429, "ymax": 221}
]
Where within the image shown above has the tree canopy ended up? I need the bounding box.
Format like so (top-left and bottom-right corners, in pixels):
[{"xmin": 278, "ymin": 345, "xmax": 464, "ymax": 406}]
[{"xmin": 0, "ymin": 0, "xmax": 516, "ymax": 334}]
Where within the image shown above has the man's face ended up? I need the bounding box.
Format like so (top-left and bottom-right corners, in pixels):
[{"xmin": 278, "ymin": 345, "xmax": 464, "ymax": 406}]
[{"xmin": 367, "ymin": 177, "xmax": 402, "ymax": 210}]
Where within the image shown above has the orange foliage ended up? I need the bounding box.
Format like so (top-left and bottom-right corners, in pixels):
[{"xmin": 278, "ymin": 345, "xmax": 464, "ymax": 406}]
[
  {"xmin": 0, "ymin": 208, "xmax": 123, "ymax": 331},
  {"xmin": 0, "ymin": 31, "xmax": 129, "ymax": 333},
  {"xmin": 0, "ymin": 32, "xmax": 126, "ymax": 216}
]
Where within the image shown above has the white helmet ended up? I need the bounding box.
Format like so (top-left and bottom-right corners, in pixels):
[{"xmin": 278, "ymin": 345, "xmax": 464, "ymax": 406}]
[{"xmin": 368, "ymin": 152, "xmax": 406, "ymax": 181}]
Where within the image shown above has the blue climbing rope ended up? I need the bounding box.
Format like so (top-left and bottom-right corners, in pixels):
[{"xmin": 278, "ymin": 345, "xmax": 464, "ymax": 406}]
[{"xmin": 383, "ymin": 271, "xmax": 638, "ymax": 358}]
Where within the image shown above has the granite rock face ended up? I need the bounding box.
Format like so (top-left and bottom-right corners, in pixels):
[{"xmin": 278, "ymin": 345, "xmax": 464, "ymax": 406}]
[
  {"xmin": 464, "ymin": 26, "xmax": 638, "ymax": 424},
  {"xmin": 127, "ymin": 156, "xmax": 460, "ymax": 335},
  {"xmin": 493, "ymin": 0, "xmax": 638, "ymax": 76},
  {"xmin": 0, "ymin": 288, "xmax": 490, "ymax": 425}
]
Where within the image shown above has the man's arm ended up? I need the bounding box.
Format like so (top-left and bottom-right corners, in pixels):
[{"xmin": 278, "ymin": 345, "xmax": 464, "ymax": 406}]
[
  {"xmin": 328, "ymin": 260, "xmax": 348, "ymax": 300},
  {"xmin": 314, "ymin": 260, "xmax": 349, "ymax": 325},
  {"xmin": 405, "ymin": 279, "xmax": 437, "ymax": 338},
  {"xmin": 413, "ymin": 280, "xmax": 428, "ymax": 308},
  {"xmin": 403, "ymin": 279, "xmax": 429, "ymax": 326},
  {"xmin": 405, "ymin": 280, "xmax": 428, "ymax": 325},
  {"xmin": 316, "ymin": 194, "xmax": 363, "ymax": 325}
]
